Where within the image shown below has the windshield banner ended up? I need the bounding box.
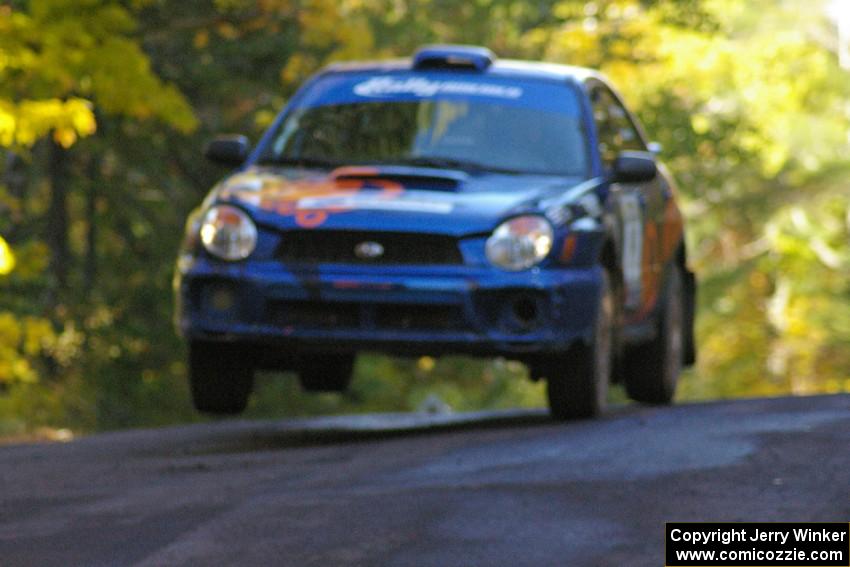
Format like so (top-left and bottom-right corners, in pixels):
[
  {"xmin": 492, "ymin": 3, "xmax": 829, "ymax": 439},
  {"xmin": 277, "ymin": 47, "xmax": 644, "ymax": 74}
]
[{"xmin": 295, "ymin": 72, "xmax": 581, "ymax": 114}]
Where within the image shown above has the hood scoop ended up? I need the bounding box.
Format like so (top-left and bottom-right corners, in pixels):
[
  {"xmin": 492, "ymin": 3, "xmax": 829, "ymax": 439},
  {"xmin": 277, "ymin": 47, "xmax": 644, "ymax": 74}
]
[{"xmin": 330, "ymin": 166, "xmax": 466, "ymax": 192}]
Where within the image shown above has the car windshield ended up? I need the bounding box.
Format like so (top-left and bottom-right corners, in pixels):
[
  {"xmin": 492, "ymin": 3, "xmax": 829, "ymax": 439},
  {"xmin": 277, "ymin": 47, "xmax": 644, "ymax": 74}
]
[{"xmin": 257, "ymin": 73, "xmax": 589, "ymax": 177}]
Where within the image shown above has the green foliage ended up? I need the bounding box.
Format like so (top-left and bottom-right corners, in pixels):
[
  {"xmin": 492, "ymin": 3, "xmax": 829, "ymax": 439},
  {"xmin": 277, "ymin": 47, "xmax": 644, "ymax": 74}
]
[
  {"xmin": 0, "ymin": 0, "xmax": 196, "ymax": 148},
  {"xmin": 1, "ymin": 0, "xmax": 849, "ymax": 436}
]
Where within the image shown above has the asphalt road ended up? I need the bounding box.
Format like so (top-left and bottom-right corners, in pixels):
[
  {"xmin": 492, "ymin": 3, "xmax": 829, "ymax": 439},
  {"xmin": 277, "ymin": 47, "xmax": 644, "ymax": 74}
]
[{"xmin": 1, "ymin": 394, "xmax": 848, "ymax": 567}]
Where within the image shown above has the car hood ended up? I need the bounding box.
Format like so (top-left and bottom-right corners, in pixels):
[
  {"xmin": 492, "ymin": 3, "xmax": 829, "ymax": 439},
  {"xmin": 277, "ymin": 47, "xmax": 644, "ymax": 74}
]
[{"xmin": 215, "ymin": 165, "xmax": 586, "ymax": 236}]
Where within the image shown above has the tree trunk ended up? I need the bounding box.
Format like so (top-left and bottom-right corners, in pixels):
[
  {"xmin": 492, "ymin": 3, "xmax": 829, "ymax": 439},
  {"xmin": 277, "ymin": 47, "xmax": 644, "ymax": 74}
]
[
  {"xmin": 2, "ymin": 151, "xmax": 27, "ymax": 236},
  {"xmin": 3, "ymin": 151, "xmax": 26, "ymax": 200},
  {"xmin": 47, "ymin": 140, "xmax": 70, "ymax": 296},
  {"xmin": 84, "ymin": 156, "xmax": 98, "ymax": 298}
]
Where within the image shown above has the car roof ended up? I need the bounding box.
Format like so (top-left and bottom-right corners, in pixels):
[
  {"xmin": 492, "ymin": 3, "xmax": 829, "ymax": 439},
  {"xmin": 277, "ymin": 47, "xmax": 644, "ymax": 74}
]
[{"xmin": 321, "ymin": 47, "xmax": 605, "ymax": 87}]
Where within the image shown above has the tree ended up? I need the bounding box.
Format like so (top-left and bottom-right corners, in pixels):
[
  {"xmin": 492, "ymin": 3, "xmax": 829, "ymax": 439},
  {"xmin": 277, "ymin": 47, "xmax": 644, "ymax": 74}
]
[
  {"xmin": 0, "ymin": 0, "xmax": 196, "ymax": 292},
  {"xmin": 0, "ymin": 0, "xmax": 197, "ymax": 431}
]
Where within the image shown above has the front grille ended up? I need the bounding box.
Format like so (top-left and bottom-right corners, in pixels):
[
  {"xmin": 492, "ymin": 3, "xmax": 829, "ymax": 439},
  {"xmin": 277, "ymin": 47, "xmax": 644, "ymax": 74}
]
[
  {"xmin": 375, "ymin": 304, "xmax": 465, "ymax": 331},
  {"xmin": 268, "ymin": 301, "xmax": 360, "ymax": 329},
  {"xmin": 276, "ymin": 231, "xmax": 463, "ymax": 266},
  {"xmin": 267, "ymin": 300, "xmax": 465, "ymax": 332}
]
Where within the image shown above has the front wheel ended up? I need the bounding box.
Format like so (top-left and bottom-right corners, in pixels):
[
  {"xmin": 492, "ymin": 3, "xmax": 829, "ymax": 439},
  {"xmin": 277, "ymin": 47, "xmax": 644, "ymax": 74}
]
[
  {"xmin": 544, "ymin": 269, "xmax": 614, "ymax": 420},
  {"xmin": 624, "ymin": 265, "xmax": 685, "ymax": 404},
  {"xmin": 188, "ymin": 341, "xmax": 255, "ymax": 415}
]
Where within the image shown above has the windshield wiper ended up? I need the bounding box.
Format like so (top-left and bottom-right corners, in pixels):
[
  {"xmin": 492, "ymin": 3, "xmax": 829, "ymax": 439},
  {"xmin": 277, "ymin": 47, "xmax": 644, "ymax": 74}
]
[
  {"xmin": 384, "ymin": 156, "xmax": 526, "ymax": 175},
  {"xmin": 259, "ymin": 156, "xmax": 340, "ymax": 169}
]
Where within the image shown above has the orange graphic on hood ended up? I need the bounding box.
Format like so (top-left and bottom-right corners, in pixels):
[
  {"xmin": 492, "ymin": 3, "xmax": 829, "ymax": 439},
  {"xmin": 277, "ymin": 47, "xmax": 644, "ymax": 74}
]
[{"xmin": 219, "ymin": 167, "xmax": 404, "ymax": 228}]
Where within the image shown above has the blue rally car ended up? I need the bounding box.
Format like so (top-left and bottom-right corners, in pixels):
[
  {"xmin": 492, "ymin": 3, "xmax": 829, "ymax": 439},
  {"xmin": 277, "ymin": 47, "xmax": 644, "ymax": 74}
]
[{"xmin": 174, "ymin": 45, "xmax": 696, "ymax": 420}]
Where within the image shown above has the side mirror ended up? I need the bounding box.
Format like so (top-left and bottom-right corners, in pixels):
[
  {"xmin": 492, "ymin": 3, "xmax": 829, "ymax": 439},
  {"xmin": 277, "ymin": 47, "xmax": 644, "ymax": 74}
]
[
  {"xmin": 612, "ymin": 151, "xmax": 657, "ymax": 183},
  {"xmin": 204, "ymin": 135, "xmax": 250, "ymax": 166}
]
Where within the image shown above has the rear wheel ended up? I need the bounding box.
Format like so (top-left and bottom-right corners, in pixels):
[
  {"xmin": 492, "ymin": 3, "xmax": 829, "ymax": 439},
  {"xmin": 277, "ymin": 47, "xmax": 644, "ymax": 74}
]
[
  {"xmin": 297, "ymin": 354, "xmax": 355, "ymax": 392},
  {"xmin": 624, "ymin": 265, "xmax": 684, "ymax": 404},
  {"xmin": 188, "ymin": 341, "xmax": 255, "ymax": 415},
  {"xmin": 545, "ymin": 269, "xmax": 614, "ymax": 420}
]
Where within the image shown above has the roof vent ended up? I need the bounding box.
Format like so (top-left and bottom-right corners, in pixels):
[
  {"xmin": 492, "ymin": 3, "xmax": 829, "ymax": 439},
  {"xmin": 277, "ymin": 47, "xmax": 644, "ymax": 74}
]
[{"xmin": 412, "ymin": 45, "xmax": 496, "ymax": 72}]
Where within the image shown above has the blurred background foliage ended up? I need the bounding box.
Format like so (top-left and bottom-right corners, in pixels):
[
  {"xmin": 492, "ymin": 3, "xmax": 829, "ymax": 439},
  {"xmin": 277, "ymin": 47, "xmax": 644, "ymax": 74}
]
[{"xmin": 0, "ymin": 0, "xmax": 848, "ymax": 436}]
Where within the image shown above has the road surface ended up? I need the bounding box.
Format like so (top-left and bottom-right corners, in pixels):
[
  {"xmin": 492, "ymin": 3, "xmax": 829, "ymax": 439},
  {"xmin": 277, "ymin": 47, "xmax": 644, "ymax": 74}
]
[{"xmin": 1, "ymin": 394, "xmax": 848, "ymax": 566}]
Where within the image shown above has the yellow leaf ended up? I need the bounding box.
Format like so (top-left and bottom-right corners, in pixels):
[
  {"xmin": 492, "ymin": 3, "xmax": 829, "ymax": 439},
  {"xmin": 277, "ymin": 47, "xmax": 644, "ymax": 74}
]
[
  {"xmin": 52, "ymin": 128, "xmax": 77, "ymax": 148},
  {"xmin": 193, "ymin": 30, "xmax": 209, "ymax": 49},
  {"xmin": 0, "ymin": 236, "xmax": 15, "ymax": 275}
]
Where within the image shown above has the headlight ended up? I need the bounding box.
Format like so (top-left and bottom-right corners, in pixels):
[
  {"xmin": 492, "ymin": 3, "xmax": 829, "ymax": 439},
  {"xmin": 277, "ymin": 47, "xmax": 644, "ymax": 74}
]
[
  {"xmin": 485, "ymin": 215, "xmax": 554, "ymax": 271},
  {"xmin": 199, "ymin": 204, "xmax": 257, "ymax": 261}
]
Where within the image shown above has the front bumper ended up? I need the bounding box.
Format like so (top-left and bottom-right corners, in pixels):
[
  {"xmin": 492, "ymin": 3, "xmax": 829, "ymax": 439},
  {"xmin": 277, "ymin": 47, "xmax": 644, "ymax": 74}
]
[{"xmin": 175, "ymin": 256, "xmax": 603, "ymax": 357}]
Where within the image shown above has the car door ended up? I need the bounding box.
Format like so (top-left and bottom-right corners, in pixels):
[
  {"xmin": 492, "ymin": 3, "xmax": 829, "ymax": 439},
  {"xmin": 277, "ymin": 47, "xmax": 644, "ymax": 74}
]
[{"xmin": 589, "ymin": 83, "xmax": 666, "ymax": 321}]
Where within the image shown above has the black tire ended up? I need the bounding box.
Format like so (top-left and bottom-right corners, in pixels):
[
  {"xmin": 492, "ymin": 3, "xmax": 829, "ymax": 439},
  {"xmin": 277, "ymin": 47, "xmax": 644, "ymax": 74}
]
[
  {"xmin": 545, "ymin": 269, "xmax": 614, "ymax": 420},
  {"xmin": 682, "ymin": 269, "xmax": 697, "ymax": 366},
  {"xmin": 188, "ymin": 341, "xmax": 254, "ymax": 415},
  {"xmin": 624, "ymin": 265, "xmax": 685, "ymax": 404},
  {"xmin": 297, "ymin": 354, "xmax": 355, "ymax": 393}
]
